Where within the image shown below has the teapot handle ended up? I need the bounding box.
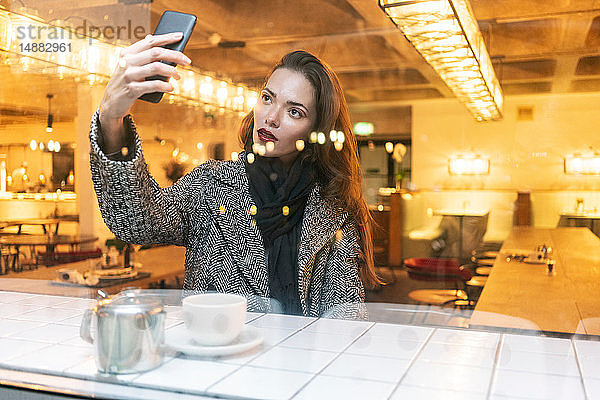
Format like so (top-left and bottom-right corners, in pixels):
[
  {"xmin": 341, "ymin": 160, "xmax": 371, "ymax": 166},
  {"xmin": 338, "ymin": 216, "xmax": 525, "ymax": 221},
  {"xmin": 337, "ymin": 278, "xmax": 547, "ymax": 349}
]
[{"xmin": 80, "ymin": 309, "xmax": 94, "ymax": 344}]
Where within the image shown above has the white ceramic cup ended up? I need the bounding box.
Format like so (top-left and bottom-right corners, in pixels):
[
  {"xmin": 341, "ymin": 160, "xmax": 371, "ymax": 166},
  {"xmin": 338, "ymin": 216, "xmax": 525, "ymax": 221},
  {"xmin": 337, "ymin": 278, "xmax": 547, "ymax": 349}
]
[{"xmin": 182, "ymin": 293, "xmax": 247, "ymax": 346}]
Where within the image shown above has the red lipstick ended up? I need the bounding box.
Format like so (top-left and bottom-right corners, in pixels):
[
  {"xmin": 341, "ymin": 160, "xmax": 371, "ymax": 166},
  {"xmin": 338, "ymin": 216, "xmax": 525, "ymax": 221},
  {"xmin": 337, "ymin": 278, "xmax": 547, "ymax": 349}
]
[{"xmin": 257, "ymin": 128, "xmax": 278, "ymax": 142}]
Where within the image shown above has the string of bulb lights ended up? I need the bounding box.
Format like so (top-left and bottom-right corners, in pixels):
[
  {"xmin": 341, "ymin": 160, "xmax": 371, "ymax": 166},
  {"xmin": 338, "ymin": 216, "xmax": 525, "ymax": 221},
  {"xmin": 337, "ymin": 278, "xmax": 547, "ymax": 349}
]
[{"xmin": 0, "ymin": 6, "xmax": 258, "ymax": 115}]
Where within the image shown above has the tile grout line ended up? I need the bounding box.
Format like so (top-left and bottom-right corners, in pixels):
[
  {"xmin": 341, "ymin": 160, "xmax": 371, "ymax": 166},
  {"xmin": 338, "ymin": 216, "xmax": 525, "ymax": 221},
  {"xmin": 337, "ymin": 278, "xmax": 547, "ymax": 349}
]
[
  {"xmin": 485, "ymin": 333, "xmax": 504, "ymax": 400},
  {"xmin": 132, "ymin": 313, "xmax": 307, "ymax": 397},
  {"xmin": 0, "ymin": 305, "xmax": 54, "ymax": 319},
  {"xmin": 130, "ymin": 357, "xmax": 177, "ymax": 384},
  {"xmin": 195, "ymin": 319, "xmax": 274, "ymax": 394},
  {"xmin": 83, "ymin": 312, "xmax": 260, "ymax": 398},
  {"xmin": 5, "ymin": 297, "xmax": 361, "ymax": 399},
  {"xmin": 203, "ymin": 315, "xmax": 320, "ymax": 395},
  {"xmin": 287, "ymin": 320, "xmax": 377, "ymax": 400},
  {"xmin": 571, "ymin": 339, "xmax": 591, "ymax": 400},
  {"xmin": 245, "ymin": 312, "xmax": 268, "ymax": 324},
  {"xmin": 0, "ymin": 342, "xmax": 55, "ymax": 363},
  {"xmin": 186, "ymin": 356, "xmax": 246, "ymax": 394},
  {"xmin": 386, "ymin": 326, "xmax": 437, "ymax": 400}
]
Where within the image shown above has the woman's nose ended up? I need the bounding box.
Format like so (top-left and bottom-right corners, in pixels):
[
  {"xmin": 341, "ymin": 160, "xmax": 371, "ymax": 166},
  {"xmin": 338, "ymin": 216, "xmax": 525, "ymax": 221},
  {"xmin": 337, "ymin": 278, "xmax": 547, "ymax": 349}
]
[{"xmin": 265, "ymin": 110, "xmax": 279, "ymax": 128}]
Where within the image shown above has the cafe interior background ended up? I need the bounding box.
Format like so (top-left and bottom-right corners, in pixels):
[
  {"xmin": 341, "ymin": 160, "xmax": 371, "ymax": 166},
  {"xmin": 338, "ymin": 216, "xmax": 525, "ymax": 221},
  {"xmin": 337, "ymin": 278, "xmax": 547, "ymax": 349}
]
[{"xmin": 1, "ymin": 0, "xmax": 600, "ymax": 305}]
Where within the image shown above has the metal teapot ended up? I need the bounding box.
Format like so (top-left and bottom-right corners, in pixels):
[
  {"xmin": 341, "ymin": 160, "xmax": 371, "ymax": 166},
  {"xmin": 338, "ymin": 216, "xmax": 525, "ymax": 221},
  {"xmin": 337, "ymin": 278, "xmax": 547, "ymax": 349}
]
[{"xmin": 80, "ymin": 291, "xmax": 166, "ymax": 374}]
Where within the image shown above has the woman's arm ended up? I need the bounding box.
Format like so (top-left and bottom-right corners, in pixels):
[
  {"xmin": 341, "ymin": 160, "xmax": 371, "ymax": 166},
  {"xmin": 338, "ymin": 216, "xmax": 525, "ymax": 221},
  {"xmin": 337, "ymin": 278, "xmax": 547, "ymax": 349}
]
[
  {"xmin": 320, "ymin": 217, "xmax": 368, "ymax": 319},
  {"xmin": 88, "ymin": 32, "xmax": 197, "ymax": 245},
  {"xmin": 90, "ymin": 110, "xmax": 207, "ymax": 246}
]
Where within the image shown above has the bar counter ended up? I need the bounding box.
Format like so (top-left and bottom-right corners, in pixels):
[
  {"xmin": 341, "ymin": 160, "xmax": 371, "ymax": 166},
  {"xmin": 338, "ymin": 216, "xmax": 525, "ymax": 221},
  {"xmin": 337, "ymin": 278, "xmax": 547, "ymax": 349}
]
[
  {"xmin": 0, "ymin": 291, "xmax": 599, "ymax": 399},
  {"xmin": 471, "ymin": 227, "xmax": 600, "ymax": 335}
]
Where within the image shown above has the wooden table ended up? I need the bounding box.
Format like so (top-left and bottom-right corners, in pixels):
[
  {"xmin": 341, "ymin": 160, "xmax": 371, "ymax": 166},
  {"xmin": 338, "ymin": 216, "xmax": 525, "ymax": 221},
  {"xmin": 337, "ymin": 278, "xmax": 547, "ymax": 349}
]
[
  {"xmin": 0, "ymin": 234, "xmax": 98, "ymax": 270},
  {"xmin": 470, "ymin": 227, "xmax": 600, "ymax": 335},
  {"xmin": 560, "ymin": 211, "xmax": 600, "ymax": 237},
  {"xmin": 0, "ymin": 216, "xmax": 79, "ymax": 235},
  {"xmin": 0, "ymin": 245, "xmax": 186, "ymax": 297}
]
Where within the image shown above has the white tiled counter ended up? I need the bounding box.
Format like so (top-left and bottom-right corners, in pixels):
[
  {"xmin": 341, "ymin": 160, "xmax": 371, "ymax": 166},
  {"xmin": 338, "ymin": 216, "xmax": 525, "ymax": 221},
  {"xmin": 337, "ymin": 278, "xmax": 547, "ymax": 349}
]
[{"xmin": 0, "ymin": 291, "xmax": 599, "ymax": 400}]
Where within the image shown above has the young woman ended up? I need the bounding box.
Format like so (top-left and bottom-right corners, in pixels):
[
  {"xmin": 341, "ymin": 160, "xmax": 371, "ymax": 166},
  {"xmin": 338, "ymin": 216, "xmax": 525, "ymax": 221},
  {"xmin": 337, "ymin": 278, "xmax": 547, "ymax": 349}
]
[{"xmin": 90, "ymin": 33, "xmax": 380, "ymax": 317}]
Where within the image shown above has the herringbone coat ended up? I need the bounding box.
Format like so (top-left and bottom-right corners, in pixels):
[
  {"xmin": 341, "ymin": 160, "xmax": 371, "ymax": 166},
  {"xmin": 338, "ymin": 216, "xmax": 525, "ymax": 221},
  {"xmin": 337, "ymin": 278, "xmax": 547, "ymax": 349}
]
[{"xmin": 89, "ymin": 111, "xmax": 365, "ymax": 318}]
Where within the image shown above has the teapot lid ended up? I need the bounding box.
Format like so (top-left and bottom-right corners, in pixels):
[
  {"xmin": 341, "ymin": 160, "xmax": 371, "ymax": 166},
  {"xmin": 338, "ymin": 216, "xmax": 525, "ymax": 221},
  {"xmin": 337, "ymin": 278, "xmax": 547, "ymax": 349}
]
[{"xmin": 95, "ymin": 292, "xmax": 163, "ymax": 315}]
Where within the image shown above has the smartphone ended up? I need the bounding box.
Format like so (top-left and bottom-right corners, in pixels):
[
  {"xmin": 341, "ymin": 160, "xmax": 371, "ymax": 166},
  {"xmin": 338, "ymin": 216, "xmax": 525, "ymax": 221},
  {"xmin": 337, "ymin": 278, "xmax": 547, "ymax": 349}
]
[{"xmin": 139, "ymin": 10, "xmax": 197, "ymax": 103}]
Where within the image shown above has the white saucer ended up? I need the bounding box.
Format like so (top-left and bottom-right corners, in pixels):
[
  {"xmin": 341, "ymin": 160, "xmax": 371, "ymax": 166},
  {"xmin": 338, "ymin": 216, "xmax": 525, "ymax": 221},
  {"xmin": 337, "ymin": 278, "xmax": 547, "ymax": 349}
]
[{"xmin": 162, "ymin": 324, "xmax": 263, "ymax": 357}]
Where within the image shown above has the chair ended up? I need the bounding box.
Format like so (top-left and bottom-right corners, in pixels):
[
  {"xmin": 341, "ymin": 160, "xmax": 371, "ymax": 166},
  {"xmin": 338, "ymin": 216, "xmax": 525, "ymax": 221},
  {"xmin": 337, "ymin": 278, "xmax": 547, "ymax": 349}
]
[
  {"xmin": 369, "ymin": 206, "xmax": 399, "ymax": 287},
  {"xmin": 371, "ymin": 206, "xmax": 390, "ymax": 267},
  {"xmin": 404, "ymin": 257, "xmax": 487, "ymax": 308},
  {"xmin": 476, "ymin": 241, "xmax": 503, "ymax": 253},
  {"xmin": 477, "ymin": 251, "xmax": 500, "ymax": 259},
  {"xmin": 475, "ymin": 260, "xmax": 494, "ymax": 276},
  {"xmin": 471, "ymin": 250, "xmax": 499, "ymax": 276},
  {"xmin": 0, "ymin": 245, "xmax": 17, "ymax": 274}
]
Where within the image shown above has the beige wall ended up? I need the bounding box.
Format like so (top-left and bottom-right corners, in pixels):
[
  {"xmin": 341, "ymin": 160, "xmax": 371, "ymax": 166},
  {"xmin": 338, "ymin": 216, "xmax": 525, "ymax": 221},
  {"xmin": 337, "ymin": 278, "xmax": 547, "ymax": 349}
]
[
  {"xmin": 410, "ymin": 92, "xmax": 600, "ymax": 239},
  {"xmin": 412, "ymin": 92, "xmax": 600, "ymax": 191}
]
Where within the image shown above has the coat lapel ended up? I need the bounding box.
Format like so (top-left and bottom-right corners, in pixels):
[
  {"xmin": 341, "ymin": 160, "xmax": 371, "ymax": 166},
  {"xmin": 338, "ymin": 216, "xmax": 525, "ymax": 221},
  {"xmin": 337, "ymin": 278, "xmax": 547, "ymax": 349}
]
[
  {"xmin": 297, "ymin": 185, "xmax": 347, "ymax": 313},
  {"xmin": 206, "ymin": 154, "xmax": 348, "ymax": 313},
  {"xmin": 207, "ymin": 156, "xmax": 269, "ymax": 296}
]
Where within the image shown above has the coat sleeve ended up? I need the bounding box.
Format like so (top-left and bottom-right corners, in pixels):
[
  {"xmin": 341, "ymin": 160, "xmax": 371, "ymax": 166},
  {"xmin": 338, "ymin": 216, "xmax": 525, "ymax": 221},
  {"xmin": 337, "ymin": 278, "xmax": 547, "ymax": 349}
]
[
  {"xmin": 89, "ymin": 109, "xmax": 210, "ymax": 247},
  {"xmin": 320, "ymin": 217, "xmax": 368, "ymax": 320}
]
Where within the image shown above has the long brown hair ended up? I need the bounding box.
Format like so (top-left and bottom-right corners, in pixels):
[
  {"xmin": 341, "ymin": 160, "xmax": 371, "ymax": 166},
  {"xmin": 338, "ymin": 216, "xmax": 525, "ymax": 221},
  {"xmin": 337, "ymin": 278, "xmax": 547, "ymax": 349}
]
[{"xmin": 238, "ymin": 50, "xmax": 381, "ymax": 289}]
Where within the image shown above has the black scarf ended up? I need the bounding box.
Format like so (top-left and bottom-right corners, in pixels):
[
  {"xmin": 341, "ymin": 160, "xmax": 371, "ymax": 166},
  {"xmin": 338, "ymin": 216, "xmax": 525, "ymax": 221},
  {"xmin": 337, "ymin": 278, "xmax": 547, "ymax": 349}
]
[{"xmin": 243, "ymin": 137, "xmax": 314, "ymax": 315}]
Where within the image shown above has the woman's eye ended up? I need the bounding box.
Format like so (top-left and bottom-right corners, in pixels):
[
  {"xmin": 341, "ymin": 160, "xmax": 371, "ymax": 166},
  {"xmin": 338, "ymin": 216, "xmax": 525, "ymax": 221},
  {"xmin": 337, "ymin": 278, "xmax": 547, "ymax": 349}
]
[
  {"xmin": 261, "ymin": 93, "xmax": 271, "ymax": 103},
  {"xmin": 289, "ymin": 108, "xmax": 302, "ymax": 118}
]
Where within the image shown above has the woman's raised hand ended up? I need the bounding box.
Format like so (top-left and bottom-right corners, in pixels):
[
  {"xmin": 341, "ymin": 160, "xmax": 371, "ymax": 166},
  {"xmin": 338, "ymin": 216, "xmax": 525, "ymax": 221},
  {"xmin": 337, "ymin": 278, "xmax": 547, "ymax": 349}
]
[{"xmin": 98, "ymin": 32, "xmax": 192, "ymax": 152}]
